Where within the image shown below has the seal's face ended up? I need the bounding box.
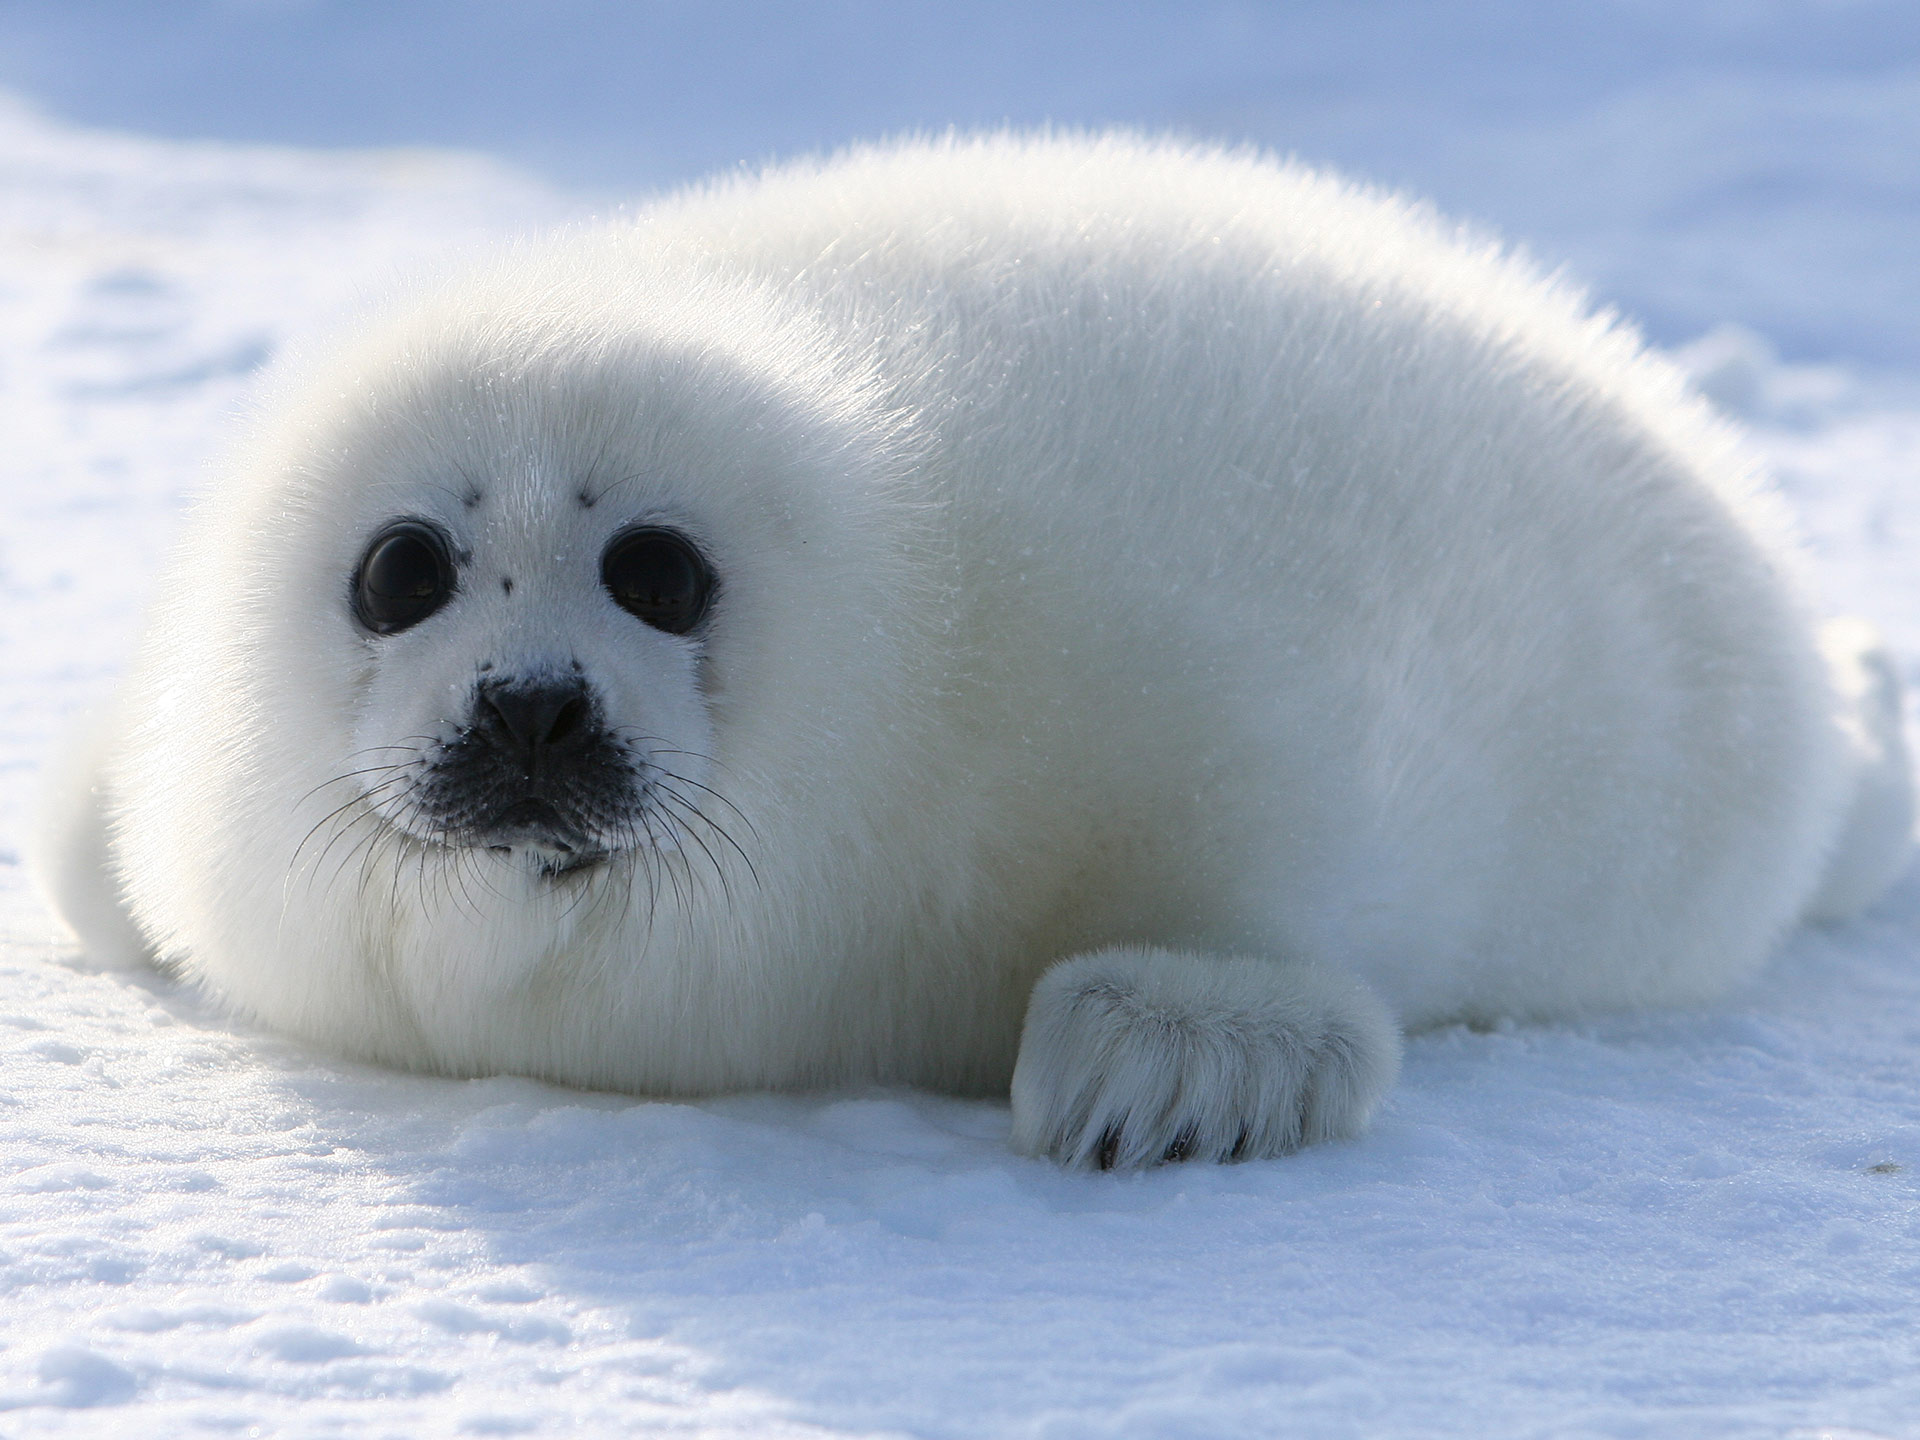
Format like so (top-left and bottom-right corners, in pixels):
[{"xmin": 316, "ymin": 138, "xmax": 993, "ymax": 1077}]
[
  {"xmin": 266, "ymin": 288, "xmax": 850, "ymax": 906},
  {"xmin": 180, "ymin": 259, "xmax": 932, "ymax": 1031},
  {"xmin": 345, "ymin": 514, "xmax": 720, "ymax": 877}
]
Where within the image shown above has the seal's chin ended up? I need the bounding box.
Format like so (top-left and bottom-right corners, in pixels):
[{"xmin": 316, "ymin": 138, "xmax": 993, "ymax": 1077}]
[
  {"xmin": 492, "ymin": 844, "xmax": 614, "ymax": 880},
  {"xmin": 472, "ymin": 799, "xmax": 616, "ymax": 879}
]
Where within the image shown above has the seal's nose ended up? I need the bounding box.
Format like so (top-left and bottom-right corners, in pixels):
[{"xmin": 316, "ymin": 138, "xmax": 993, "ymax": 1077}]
[{"xmin": 473, "ymin": 676, "xmax": 592, "ymax": 779}]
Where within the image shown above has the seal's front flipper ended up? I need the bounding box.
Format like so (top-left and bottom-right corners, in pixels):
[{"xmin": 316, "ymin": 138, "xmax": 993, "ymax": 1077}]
[{"xmin": 1008, "ymin": 946, "xmax": 1400, "ymax": 1169}]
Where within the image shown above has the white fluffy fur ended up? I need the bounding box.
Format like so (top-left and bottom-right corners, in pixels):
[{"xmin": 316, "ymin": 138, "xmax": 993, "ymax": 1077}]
[
  {"xmin": 32, "ymin": 133, "xmax": 1913, "ymax": 1168},
  {"xmin": 1010, "ymin": 949, "xmax": 1401, "ymax": 1168}
]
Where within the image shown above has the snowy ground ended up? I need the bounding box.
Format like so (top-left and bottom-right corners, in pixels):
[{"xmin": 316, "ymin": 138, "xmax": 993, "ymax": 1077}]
[{"xmin": 2, "ymin": 6, "xmax": 1919, "ymax": 1435}]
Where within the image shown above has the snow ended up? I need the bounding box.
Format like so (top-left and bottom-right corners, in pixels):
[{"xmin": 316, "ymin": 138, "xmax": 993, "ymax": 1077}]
[
  {"xmin": 2, "ymin": 6, "xmax": 1918, "ymax": 1434},
  {"xmin": 4, "ymin": 1, "xmax": 1917, "ymax": 366}
]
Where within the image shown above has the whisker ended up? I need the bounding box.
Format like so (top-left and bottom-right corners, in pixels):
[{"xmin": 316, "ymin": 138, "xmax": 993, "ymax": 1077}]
[
  {"xmin": 292, "ymin": 777, "xmax": 412, "ymax": 894},
  {"xmin": 635, "ymin": 805, "xmax": 689, "ymax": 920},
  {"xmin": 652, "ymin": 778, "xmax": 760, "ymax": 891},
  {"xmin": 620, "ymin": 813, "xmax": 659, "ymax": 935},
  {"xmin": 604, "ymin": 729, "xmax": 743, "ymax": 783},
  {"xmin": 292, "ymin": 773, "xmax": 410, "ymax": 855},
  {"xmin": 295, "ymin": 763, "xmax": 413, "ymax": 808},
  {"xmin": 337, "ymin": 736, "xmax": 436, "ymax": 762},
  {"xmin": 452, "ymin": 846, "xmax": 485, "ymax": 924},
  {"xmin": 650, "ymin": 768, "xmax": 760, "ymax": 845},
  {"xmin": 329, "ymin": 810, "xmax": 402, "ymax": 904},
  {"xmin": 650, "ymin": 786, "xmax": 738, "ymax": 909}
]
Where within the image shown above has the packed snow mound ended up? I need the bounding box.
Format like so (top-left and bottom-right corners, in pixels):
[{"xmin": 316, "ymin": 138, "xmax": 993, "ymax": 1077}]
[{"xmin": 0, "ymin": 92, "xmax": 1917, "ymax": 1439}]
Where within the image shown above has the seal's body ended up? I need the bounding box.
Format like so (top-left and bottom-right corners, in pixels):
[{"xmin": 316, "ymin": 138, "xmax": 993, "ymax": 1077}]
[{"xmin": 36, "ymin": 134, "xmax": 1912, "ymax": 1167}]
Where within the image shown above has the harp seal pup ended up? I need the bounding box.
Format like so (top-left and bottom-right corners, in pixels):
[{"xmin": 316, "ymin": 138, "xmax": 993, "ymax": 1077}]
[{"xmin": 33, "ymin": 133, "xmax": 1914, "ymax": 1169}]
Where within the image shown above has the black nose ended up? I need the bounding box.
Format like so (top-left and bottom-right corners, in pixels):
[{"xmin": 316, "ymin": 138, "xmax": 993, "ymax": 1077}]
[{"xmin": 473, "ymin": 676, "xmax": 593, "ymax": 778}]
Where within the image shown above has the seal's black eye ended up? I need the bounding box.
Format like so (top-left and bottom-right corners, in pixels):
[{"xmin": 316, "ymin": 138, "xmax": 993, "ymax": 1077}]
[
  {"xmin": 353, "ymin": 522, "xmax": 455, "ymax": 635},
  {"xmin": 601, "ymin": 527, "xmax": 714, "ymax": 635}
]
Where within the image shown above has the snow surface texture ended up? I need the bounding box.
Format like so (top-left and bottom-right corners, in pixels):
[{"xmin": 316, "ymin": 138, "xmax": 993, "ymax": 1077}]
[{"xmin": 2, "ymin": 25, "xmax": 1920, "ymax": 1440}]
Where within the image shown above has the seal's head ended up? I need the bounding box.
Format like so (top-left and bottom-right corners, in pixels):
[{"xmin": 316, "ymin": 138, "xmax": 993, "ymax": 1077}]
[{"xmin": 111, "ymin": 244, "xmax": 947, "ymax": 1074}]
